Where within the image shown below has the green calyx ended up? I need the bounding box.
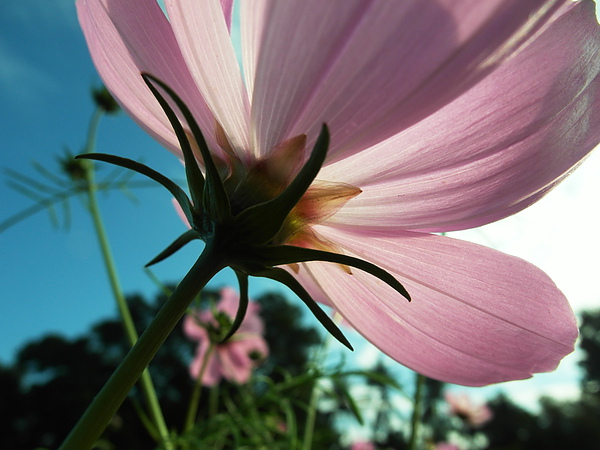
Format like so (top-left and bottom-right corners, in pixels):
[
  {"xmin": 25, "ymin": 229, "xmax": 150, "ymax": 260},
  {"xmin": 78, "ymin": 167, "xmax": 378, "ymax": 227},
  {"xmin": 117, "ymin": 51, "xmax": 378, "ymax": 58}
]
[{"xmin": 76, "ymin": 73, "xmax": 410, "ymax": 351}]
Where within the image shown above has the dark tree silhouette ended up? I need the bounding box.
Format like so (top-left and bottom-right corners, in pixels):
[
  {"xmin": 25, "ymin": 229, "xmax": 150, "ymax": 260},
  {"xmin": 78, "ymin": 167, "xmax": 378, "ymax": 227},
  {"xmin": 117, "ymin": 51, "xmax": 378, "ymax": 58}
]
[
  {"xmin": 482, "ymin": 308, "xmax": 600, "ymax": 450},
  {"xmin": 1, "ymin": 287, "xmax": 342, "ymax": 449}
]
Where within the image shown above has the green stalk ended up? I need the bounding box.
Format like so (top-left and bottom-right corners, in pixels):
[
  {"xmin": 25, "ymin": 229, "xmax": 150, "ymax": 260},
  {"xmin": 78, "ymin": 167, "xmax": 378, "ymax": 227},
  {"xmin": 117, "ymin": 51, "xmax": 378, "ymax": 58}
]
[
  {"xmin": 209, "ymin": 382, "xmax": 220, "ymax": 419},
  {"xmin": 59, "ymin": 240, "xmax": 226, "ymax": 450},
  {"xmin": 82, "ymin": 108, "xmax": 173, "ymax": 449},
  {"xmin": 302, "ymin": 312, "xmax": 342, "ymax": 449},
  {"xmin": 408, "ymin": 373, "xmax": 426, "ymax": 450},
  {"xmin": 184, "ymin": 341, "xmax": 215, "ymax": 433},
  {"xmin": 81, "ymin": 108, "xmax": 173, "ymax": 448},
  {"xmin": 301, "ymin": 376, "xmax": 320, "ymax": 450}
]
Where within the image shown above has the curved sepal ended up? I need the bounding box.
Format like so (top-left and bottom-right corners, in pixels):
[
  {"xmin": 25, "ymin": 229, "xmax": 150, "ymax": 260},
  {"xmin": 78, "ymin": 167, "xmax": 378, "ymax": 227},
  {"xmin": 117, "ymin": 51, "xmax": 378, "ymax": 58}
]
[
  {"xmin": 142, "ymin": 73, "xmax": 205, "ymax": 211},
  {"xmin": 219, "ymin": 270, "xmax": 250, "ymax": 343},
  {"xmin": 75, "ymin": 153, "xmax": 195, "ymax": 226},
  {"xmin": 233, "ymin": 125, "xmax": 329, "ymax": 244},
  {"xmin": 143, "ymin": 73, "xmax": 231, "ymax": 225},
  {"xmin": 145, "ymin": 229, "xmax": 201, "ymax": 267},
  {"xmin": 254, "ymin": 267, "xmax": 352, "ymax": 350},
  {"xmin": 255, "ymin": 244, "xmax": 411, "ymax": 301}
]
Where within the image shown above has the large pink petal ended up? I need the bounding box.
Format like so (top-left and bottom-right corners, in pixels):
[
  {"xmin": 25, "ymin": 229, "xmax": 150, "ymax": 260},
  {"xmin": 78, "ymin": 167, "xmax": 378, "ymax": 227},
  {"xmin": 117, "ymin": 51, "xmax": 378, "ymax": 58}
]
[
  {"xmin": 245, "ymin": 0, "xmax": 567, "ymax": 160},
  {"xmin": 321, "ymin": 1, "xmax": 600, "ymax": 232},
  {"xmin": 240, "ymin": 0, "xmax": 269, "ymax": 102},
  {"xmin": 220, "ymin": 0, "xmax": 235, "ymax": 31},
  {"xmin": 166, "ymin": 0, "xmax": 251, "ymax": 159},
  {"xmin": 76, "ymin": 0, "xmax": 221, "ymax": 158},
  {"xmin": 302, "ymin": 226, "xmax": 577, "ymax": 386}
]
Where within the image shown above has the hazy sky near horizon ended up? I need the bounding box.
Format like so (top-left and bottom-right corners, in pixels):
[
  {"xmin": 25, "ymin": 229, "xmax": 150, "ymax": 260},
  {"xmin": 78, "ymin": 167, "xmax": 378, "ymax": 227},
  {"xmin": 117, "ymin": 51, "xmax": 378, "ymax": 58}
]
[{"xmin": 1, "ymin": 1, "xmax": 599, "ymax": 410}]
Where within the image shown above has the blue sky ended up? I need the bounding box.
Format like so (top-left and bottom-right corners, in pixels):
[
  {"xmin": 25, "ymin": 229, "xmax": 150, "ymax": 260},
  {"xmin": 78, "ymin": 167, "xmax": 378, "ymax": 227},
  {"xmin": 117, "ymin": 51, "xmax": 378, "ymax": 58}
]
[
  {"xmin": 1, "ymin": 0, "xmax": 599, "ymax": 410},
  {"xmin": 0, "ymin": 0, "xmax": 286, "ymax": 362}
]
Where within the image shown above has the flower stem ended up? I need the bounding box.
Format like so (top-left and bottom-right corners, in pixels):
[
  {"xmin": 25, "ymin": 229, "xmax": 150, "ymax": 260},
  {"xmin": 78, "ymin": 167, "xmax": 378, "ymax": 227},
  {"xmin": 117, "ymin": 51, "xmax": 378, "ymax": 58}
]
[
  {"xmin": 408, "ymin": 373, "xmax": 426, "ymax": 450},
  {"xmin": 83, "ymin": 108, "xmax": 172, "ymax": 449},
  {"xmin": 58, "ymin": 240, "xmax": 226, "ymax": 450},
  {"xmin": 209, "ymin": 382, "xmax": 220, "ymax": 419},
  {"xmin": 302, "ymin": 312, "xmax": 342, "ymax": 449},
  {"xmin": 184, "ymin": 341, "xmax": 215, "ymax": 433},
  {"xmin": 301, "ymin": 371, "xmax": 321, "ymax": 450}
]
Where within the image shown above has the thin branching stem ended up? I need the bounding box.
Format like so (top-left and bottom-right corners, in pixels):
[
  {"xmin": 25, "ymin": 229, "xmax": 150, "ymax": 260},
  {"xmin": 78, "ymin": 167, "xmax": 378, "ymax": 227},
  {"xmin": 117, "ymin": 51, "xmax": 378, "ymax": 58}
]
[
  {"xmin": 59, "ymin": 240, "xmax": 226, "ymax": 450},
  {"xmin": 408, "ymin": 373, "xmax": 426, "ymax": 450},
  {"xmin": 302, "ymin": 312, "xmax": 343, "ymax": 449},
  {"xmin": 59, "ymin": 108, "xmax": 177, "ymax": 450},
  {"xmin": 184, "ymin": 342, "xmax": 216, "ymax": 433}
]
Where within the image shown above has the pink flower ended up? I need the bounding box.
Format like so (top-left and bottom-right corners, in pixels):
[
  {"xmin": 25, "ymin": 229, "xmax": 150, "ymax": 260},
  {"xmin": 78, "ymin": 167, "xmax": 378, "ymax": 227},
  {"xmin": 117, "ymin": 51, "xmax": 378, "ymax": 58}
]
[
  {"xmin": 445, "ymin": 391, "xmax": 493, "ymax": 427},
  {"xmin": 350, "ymin": 441, "xmax": 376, "ymax": 450},
  {"xmin": 77, "ymin": 1, "xmax": 600, "ymax": 385},
  {"xmin": 183, "ymin": 287, "xmax": 268, "ymax": 386},
  {"xmin": 435, "ymin": 443, "xmax": 461, "ymax": 450}
]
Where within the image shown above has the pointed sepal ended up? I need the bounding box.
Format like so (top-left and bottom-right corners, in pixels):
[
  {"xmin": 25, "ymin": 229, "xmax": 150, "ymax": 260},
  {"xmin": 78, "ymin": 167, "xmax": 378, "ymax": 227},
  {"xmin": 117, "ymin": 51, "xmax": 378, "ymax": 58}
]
[
  {"xmin": 219, "ymin": 271, "xmax": 250, "ymax": 343},
  {"xmin": 75, "ymin": 153, "xmax": 195, "ymax": 226},
  {"xmin": 141, "ymin": 73, "xmax": 205, "ymax": 211},
  {"xmin": 255, "ymin": 267, "xmax": 352, "ymax": 350},
  {"xmin": 254, "ymin": 244, "xmax": 411, "ymax": 301},
  {"xmin": 142, "ymin": 73, "xmax": 231, "ymax": 225},
  {"xmin": 233, "ymin": 125, "xmax": 329, "ymax": 245},
  {"xmin": 145, "ymin": 229, "xmax": 201, "ymax": 267}
]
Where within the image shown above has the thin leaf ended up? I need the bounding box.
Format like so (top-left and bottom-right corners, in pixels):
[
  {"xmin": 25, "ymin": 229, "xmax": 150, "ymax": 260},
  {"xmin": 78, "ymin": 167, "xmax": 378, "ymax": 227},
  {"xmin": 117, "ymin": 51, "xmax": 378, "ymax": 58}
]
[
  {"xmin": 1, "ymin": 178, "xmax": 167, "ymax": 233},
  {"xmin": 4, "ymin": 168, "xmax": 59, "ymax": 194},
  {"xmin": 32, "ymin": 160, "xmax": 70, "ymax": 187},
  {"xmin": 336, "ymin": 370, "xmax": 404, "ymax": 392},
  {"xmin": 219, "ymin": 271, "xmax": 249, "ymax": 343},
  {"xmin": 60, "ymin": 197, "xmax": 72, "ymax": 230},
  {"xmin": 6, "ymin": 180, "xmax": 63, "ymax": 228},
  {"xmin": 333, "ymin": 378, "xmax": 364, "ymax": 425},
  {"xmin": 6, "ymin": 180, "xmax": 48, "ymax": 202},
  {"xmin": 0, "ymin": 189, "xmax": 68, "ymax": 232},
  {"xmin": 256, "ymin": 244, "xmax": 411, "ymax": 301},
  {"xmin": 141, "ymin": 73, "xmax": 205, "ymax": 210},
  {"xmin": 76, "ymin": 153, "xmax": 195, "ymax": 226},
  {"xmin": 143, "ymin": 74, "xmax": 231, "ymax": 224},
  {"xmin": 280, "ymin": 398, "xmax": 298, "ymax": 449},
  {"xmin": 254, "ymin": 267, "xmax": 352, "ymax": 350},
  {"xmin": 145, "ymin": 229, "xmax": 200, "ymax": 267}
]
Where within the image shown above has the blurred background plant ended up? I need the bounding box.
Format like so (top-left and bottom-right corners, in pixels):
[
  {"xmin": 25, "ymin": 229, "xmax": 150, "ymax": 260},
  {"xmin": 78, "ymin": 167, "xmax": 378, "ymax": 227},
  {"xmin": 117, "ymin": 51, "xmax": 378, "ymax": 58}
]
[
  {"xmin": 2, "ymin": 5, "xmax": 600, "ymax": 442},
  {"xmin": 2, "ymin": 85, "xmax": 600, "ymax": 450},
  {"xmin": 2, "ymin": 278, "xmax": 600, "ymax": 449},
  {"xmin": 0, "ymin": 86, "xmax": 168, "ymax": 235}
]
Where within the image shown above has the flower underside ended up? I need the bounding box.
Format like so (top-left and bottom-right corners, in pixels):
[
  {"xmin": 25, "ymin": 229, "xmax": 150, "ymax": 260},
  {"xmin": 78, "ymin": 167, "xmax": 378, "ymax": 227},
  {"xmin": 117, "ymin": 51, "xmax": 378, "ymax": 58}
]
[{"xmin": 77, "ymin": 73, "xmax": 411, "ymax": 349}]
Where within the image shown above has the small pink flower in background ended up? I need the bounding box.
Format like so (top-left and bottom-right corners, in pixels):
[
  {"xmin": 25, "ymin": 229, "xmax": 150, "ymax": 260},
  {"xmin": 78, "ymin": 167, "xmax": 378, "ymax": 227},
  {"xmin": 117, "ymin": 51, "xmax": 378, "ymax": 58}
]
[
  {"xmin": 435, "ymin": 443, "xmax": 461, "ymax": 450},
  {"xmin": 350, "ymin": 441, "xmax": 376, "ymax": 450},
  {"xmin": 78, "ymin": 0, "xmax": 600, "ymax": 386},
  {"xmin": 183, "ymin": 287, "xmax": 269, "ymax": 386},
  {"xmin": 445, "ymin": 392, "xmax": 493, "ymax": 427}
]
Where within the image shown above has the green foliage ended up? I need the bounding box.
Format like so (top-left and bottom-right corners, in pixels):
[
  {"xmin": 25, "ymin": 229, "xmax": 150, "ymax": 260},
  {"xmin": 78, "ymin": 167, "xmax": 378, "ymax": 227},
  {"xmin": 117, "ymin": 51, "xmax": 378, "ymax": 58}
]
[
  {"xmin": 481, "ymin": 308, "xmax": 600, "ymax": 450},
  {"xmin": 9, "ymin": 294, "xmax": 600, "ymax": 449},
  {"xmin": 2, "ymin": 287, "xmax": 399, "ymax": 449},
  {"xmin": 580, "ymin": 309, "xmax": 600, "ymax": 396}
]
